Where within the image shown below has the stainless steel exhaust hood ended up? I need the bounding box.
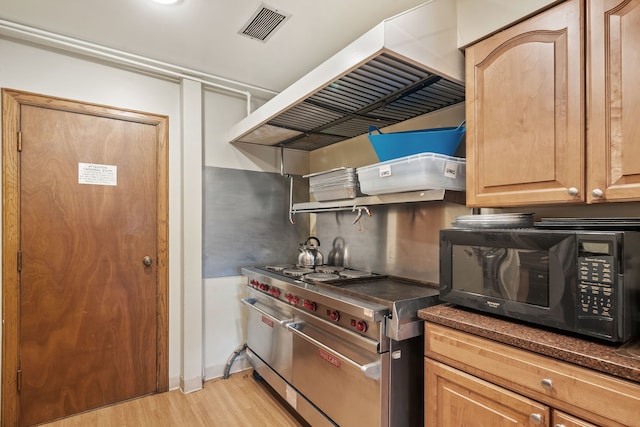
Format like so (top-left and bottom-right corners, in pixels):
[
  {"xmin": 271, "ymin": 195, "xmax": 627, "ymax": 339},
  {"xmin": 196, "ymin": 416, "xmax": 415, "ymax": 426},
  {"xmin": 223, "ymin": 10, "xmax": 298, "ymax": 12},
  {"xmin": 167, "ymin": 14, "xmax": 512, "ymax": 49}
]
[{"xmin": 225, "ymin": 0, "xmax": 465, "ymax": 151}]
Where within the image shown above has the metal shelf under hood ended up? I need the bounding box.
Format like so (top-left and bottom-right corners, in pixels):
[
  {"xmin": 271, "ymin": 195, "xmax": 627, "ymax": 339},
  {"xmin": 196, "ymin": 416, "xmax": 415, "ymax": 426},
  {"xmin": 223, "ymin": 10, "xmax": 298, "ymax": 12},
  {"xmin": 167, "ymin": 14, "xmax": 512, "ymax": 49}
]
[{"xmin": 225, "ymin": 0, "xmax": 465, "ymax": 151}]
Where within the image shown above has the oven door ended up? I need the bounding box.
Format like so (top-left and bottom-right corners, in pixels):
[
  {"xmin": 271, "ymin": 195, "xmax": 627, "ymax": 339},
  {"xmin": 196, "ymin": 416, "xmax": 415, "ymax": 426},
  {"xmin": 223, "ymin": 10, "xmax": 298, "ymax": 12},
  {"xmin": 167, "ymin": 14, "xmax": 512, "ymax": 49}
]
[
  {"xmin": 242, "ymin": 289, "xmax": 294, "ymax": 383},
  {"xmin": 288, "ymin": 317, "xmax": 388, "ymax": 427}
]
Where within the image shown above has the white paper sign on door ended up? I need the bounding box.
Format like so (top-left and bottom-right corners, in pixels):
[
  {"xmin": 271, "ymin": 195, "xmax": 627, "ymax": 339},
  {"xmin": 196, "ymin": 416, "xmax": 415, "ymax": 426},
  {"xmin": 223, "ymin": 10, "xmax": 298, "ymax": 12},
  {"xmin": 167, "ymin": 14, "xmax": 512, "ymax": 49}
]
[{"xmin": 78, "ymin": 162, "xmax": 117, "ymax": 186}]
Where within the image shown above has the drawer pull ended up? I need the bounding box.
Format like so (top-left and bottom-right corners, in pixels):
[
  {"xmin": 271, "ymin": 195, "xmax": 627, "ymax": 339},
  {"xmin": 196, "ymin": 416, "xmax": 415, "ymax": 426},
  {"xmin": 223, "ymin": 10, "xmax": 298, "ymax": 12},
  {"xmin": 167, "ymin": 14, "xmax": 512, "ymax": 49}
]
[
  {"xmin": 540, "ymin": 378, "xmax": 553, "ymax": 390},
  {"xmin": 554, "ymin": 424, "xmax": 567, "ymax": 427},
  {"xmin": 530, "ymin": 413, "xmax": 544, "ymax": 425}
]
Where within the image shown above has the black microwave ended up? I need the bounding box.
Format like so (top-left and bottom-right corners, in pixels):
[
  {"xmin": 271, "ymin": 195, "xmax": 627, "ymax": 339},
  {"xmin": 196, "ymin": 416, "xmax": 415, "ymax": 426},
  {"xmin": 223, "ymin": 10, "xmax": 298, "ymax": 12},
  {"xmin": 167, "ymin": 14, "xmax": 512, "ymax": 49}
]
[{"xmin": 439, "ymin": 228, "xmax": 640, "ymax": 343}]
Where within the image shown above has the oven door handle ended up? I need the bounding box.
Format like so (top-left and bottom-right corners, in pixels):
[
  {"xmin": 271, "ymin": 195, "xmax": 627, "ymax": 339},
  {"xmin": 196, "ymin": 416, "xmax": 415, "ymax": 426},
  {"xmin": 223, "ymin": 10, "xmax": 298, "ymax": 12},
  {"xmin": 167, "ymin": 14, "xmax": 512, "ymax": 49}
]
[
  {"xmin": 287, "ymin": 322, "xmax": 381, "ymax": 381},
  {"xmin": 241, "ymin": 298, "xmax": 293, "ymax": 325}
]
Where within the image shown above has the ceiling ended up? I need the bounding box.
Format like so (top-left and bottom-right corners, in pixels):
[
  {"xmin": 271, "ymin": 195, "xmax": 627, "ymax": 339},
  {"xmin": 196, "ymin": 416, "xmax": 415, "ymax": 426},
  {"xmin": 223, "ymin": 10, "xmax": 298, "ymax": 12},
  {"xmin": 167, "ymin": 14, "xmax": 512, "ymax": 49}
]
[{"xmin": 0, "ymin": 0, "xmax": 429, "ymax": 98}]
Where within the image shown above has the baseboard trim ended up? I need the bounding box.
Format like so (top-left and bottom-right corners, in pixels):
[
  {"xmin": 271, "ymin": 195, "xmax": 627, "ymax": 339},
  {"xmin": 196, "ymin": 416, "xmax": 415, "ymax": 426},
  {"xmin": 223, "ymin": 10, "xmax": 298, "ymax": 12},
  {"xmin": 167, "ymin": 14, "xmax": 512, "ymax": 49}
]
[{"xmin": 180, "ymin": 375, "xmax": 204, "ymax": 394}]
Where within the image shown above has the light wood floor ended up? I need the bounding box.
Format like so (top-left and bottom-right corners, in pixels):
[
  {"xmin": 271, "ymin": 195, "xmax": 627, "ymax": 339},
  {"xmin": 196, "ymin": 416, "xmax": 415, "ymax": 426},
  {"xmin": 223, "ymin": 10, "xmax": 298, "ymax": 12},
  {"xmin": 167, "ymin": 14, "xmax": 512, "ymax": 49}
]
[{"xmin": 40, "ymin": 371, "xmax": 308, "ymax": 427}]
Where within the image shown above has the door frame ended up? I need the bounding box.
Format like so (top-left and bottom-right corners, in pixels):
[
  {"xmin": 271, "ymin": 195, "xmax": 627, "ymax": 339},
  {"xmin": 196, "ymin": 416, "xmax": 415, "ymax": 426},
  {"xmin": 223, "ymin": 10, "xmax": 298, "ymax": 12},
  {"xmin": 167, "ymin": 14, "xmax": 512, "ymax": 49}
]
[{"xmin": 1, "ymin": 88, "xmax": 169, "ymax": 426}]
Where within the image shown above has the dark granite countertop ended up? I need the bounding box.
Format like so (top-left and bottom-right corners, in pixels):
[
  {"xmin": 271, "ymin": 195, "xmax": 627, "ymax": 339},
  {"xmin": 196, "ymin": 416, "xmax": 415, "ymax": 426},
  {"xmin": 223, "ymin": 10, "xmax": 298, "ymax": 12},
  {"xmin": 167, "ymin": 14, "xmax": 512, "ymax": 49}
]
[{"xmin": 418, "ymin": 304, "xmax": 640, "ymax": 384}]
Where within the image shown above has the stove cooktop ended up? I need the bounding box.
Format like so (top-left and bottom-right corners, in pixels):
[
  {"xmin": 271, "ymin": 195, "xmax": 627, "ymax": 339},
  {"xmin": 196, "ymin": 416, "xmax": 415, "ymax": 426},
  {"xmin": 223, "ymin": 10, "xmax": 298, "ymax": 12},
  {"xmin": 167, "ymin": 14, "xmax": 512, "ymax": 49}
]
[{"xmin": 254, "ymin": 265, "xmax": 439, "ymax": 310}]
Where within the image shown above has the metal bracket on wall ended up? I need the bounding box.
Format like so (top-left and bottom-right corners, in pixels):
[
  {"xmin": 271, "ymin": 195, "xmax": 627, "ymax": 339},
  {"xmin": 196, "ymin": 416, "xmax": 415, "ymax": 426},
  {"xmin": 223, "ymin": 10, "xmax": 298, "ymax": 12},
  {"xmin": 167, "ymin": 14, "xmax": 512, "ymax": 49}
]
[{"xmin": 289, "ymin": 204, "xmax": 373, "ymax": 230}]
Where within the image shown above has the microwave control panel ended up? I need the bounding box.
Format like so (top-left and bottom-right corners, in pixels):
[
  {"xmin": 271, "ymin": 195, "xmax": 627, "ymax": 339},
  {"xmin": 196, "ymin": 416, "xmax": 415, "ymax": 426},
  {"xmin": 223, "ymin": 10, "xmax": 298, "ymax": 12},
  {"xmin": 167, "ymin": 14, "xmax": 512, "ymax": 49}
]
[{"xmin": 578, "ymin": 254, "xmax": 615, "ymax": 319}]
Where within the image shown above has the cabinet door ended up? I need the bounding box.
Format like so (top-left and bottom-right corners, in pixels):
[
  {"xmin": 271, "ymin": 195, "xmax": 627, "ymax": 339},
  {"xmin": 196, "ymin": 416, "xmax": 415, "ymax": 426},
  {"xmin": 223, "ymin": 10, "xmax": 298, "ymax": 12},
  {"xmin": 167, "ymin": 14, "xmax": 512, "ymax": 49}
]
[
  {"xmin": 587, "ymin": 0, "xmax": 640, "ymax": 202},
  {"xmin": 552, "ymin": 410, "xmax": 599, "ymax": 427},
  {"xmin": 465, "ymin": 0, "xmax": 584, "ymax": 207},
  {"xmin": 425, "ymin": 359, "xmax": 550, "ymax": 427}
]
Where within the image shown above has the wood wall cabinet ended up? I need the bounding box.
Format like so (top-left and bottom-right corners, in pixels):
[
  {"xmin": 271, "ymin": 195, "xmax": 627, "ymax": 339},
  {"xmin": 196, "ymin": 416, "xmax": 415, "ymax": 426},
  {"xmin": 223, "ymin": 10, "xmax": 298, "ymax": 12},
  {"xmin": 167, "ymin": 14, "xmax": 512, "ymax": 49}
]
[
  {"xmin": 424, "ymin": 322, "xmax": 640, "ymax": 427},
  {"xmin": 465, "ymin": 0, "xmax": 640, "ymax": 207}
]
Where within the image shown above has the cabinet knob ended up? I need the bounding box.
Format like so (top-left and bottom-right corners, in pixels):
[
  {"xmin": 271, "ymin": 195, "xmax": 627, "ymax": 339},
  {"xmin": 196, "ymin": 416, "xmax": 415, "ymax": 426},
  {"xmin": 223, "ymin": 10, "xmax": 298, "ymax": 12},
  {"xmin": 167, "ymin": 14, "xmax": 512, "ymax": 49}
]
[
  {"xmin": 568, "ymin": 187, "xmax": 579, "ymax": 196},
  {"xmin": 530, "ymin": 413, "xmax": 544, "ymax": 425},
  {"xmin": 540, "ymin": 378, "xmax": 553, "ymax": 390},
  {"xmin": 592, "ymin": 188, "xmax": 604, "ymax": 198}
]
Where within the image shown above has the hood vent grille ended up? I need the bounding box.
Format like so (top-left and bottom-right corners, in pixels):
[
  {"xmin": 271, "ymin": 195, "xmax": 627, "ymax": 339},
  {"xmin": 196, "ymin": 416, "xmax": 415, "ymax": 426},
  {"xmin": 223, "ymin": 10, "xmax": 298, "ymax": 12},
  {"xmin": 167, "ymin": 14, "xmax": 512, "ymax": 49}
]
[
  {"xmin": 267, "ymin": 53, "xmax": 465, "ymax": 150},
  {"xmin": 239, "ymin": 3, "xmax": 291, "ymax": 42}
]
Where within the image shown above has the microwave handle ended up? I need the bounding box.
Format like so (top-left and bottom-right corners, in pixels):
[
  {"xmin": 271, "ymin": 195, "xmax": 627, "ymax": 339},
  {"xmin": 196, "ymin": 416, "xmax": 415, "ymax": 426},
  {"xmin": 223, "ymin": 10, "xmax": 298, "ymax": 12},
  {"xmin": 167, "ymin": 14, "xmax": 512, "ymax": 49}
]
[{"xmin": 287, "ymin": 322, "xmax": 381, "ymax": 381}]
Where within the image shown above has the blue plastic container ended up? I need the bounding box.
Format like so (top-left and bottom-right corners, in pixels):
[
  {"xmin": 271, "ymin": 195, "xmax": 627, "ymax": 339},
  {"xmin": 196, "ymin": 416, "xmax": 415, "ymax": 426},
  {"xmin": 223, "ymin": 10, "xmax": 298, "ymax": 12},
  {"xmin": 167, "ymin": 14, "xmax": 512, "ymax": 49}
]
[{"xmin": 368, "ymin": 120, "xmax": 466, "ymax": 162}]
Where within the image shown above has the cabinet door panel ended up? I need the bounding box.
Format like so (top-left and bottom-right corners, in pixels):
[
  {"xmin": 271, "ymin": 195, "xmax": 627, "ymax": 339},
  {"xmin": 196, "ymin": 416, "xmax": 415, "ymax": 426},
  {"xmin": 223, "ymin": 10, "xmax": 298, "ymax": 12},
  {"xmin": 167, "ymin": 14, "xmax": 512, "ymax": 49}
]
[
  {"xmin": 465, "ymin": 0, "xmax": 584, "ymax": 207},
  {"xmin": 425, "ymin": 359, "xmax": 550, "ymax": 427},
  {"xmin": 588, "ymin": 0, "xmax": 640, "ymax": 202}
]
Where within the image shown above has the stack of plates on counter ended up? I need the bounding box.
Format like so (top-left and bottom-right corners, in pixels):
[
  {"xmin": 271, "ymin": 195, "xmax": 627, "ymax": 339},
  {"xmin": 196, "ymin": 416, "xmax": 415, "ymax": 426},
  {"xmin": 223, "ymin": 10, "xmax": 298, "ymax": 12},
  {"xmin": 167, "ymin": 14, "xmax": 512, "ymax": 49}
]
[
  {"xmin": 452, "ymin": 213, "xmax": 534, "ymax": 229},
  {"xmin": 303, "ymin": 167, "xmax": 360, "ymax": 201}
]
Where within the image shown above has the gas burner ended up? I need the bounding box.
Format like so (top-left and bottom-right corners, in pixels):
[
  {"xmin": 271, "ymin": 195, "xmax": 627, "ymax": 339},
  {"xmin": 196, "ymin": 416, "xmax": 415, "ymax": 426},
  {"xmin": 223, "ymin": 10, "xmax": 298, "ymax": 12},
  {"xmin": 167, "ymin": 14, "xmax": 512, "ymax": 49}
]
[
  {"xmin": 305, "ymin": 272, "xmax": 340, "ymax": 282},
  {"xmin": 283, "ymin": 267, "xmax": 314, "ymax": 277},
  {"xmin": 339, "ymin": 269, "xmax": 374, "ymax": 279},
  {"xmin": 315, "ymin": 266, "xmax": 345, "ymax": 274},
  {"xmin": 265, "ymin": 264, "xmax": 295, "ymax": 272}
]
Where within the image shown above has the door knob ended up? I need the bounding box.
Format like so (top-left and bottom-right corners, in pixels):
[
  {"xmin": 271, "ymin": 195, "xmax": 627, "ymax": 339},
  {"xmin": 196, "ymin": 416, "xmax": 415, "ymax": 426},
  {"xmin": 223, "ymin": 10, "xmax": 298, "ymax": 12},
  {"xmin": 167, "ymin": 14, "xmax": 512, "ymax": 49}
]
[{"xmin": 143, "ymin": 256, "xmax": 153, "ymax": 266}]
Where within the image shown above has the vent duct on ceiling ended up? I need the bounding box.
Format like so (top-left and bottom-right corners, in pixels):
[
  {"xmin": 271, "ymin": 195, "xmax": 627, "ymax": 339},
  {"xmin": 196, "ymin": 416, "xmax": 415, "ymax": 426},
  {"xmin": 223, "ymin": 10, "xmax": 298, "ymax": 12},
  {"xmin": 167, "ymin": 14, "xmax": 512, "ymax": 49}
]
[{"xmin": 239, "ymin": 3, "xmax": 291, "ymax": 42}]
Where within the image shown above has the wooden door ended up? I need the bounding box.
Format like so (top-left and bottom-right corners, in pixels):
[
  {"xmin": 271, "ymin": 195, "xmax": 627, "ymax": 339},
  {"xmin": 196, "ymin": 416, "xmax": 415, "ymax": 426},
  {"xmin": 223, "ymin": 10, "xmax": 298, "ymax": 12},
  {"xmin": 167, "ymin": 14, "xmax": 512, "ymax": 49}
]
[
  {"xmin": 2, "ymin": 89, "xmax": 169, "ymax": 427},
  {"xmin": 465, "ymin": 0, "xmax": 584, "ymax": 207},
  {"xmin": 424, "ymin": 359, "xmax": 550, "ymax": 427},
  {"xmin": 587, "ymin": 0, "xmax": 640, "ymax": 202}
]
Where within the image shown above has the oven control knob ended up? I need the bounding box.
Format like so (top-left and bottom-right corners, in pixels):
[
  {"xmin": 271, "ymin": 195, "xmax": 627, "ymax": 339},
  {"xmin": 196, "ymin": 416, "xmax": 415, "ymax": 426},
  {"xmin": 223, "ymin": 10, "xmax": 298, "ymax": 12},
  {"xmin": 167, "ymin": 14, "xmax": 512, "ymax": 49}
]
[
  {"xmin": 329, "ymin": 310, "xmax": 340, "ymax": 321},
  {"xmin": 250, "ymin": 279, "xmax": 258, "ymax": 287},
  {"xmin": 290, "ymin": 295, "xmax": 299, "ymax": 305},
  {"xmin": 270, "ymin": 287, "xmax": 281, "ymax": 297},
  {"xmin": 356, "ymin": 321, "xmax": 367, "ymax": 333},
  {"xmin": 259, "ymin": 283, "xmax": 269, "ymax": 292},
  {"xmin": 303, "ymin": 301, "xmax": 317, "ymax": 312}
]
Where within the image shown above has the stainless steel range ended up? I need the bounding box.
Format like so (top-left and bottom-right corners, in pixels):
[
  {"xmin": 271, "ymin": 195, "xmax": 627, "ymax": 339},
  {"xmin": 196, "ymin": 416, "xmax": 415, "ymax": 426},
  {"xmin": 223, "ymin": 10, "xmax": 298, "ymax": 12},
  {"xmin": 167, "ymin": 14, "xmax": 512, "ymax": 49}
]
[{"xmin": 241, "ymin": 264, "xmax": 440, "ymax": 427}]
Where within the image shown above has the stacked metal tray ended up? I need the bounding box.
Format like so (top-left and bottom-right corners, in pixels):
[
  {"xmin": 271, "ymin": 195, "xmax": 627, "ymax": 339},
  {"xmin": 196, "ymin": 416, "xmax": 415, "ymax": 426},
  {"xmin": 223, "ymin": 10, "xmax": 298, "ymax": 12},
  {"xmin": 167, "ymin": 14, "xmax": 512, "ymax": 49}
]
[
  {"xmin": 452, "ymin": 213, "xmax": 534, "ymax": 229},
  {"xmin": 303, "ymin": 167, "xmax": 359, "ymax": 201}
]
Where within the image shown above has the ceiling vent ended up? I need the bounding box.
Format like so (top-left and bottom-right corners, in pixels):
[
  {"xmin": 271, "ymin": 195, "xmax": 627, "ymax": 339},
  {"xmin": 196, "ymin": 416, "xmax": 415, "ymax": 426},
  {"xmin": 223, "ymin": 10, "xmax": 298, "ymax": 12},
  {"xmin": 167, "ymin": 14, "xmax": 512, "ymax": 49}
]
[{"xmin": 239, "ymin": 3, "xmax": 291, "ymax": 42}]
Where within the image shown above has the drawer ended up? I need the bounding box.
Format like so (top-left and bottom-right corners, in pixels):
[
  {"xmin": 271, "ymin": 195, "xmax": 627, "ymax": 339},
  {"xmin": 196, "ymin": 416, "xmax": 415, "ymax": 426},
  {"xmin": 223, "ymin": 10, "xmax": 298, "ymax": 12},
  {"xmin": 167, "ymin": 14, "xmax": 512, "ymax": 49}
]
[{"xmin": 425, "ymin": 322, "xmax": 640, "ymax": 427}]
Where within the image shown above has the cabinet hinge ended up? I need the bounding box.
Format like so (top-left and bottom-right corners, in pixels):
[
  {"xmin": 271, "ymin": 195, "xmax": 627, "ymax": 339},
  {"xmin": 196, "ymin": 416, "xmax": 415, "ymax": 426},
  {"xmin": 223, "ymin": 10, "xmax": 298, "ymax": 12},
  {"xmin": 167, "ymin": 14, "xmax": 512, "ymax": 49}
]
[
  {"xmin": 17, "ymin": 369, "xmax": 22, "ymax": 392},
  {"xmin": 17, "ymin": 251, "xmax": 22, "ymax": 272},
  {"xmin": 17, "ymin": 131, "xmax": 22, "ymax": 152}
]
